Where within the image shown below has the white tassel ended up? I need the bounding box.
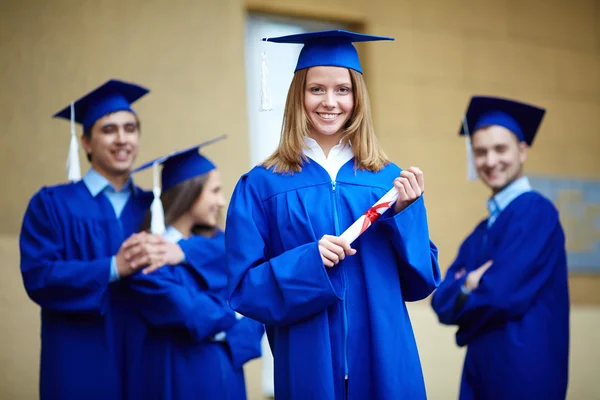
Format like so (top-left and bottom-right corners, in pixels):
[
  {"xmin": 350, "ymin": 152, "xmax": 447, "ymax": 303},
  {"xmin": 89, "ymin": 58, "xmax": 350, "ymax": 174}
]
[
  {"xmin": 66, "ymin": 102, "xmax": 81, "ymax": 182},
  {"xmin": 462, "ymin": 116, "xmax": 479, "ymax": 181},
  {"xmin": 150, "ymin": 162, "xmax": 166, "ymax": 235},
  {"xmin": 259, "ymin": 51, "xmax": 273, "ymax": 112}
]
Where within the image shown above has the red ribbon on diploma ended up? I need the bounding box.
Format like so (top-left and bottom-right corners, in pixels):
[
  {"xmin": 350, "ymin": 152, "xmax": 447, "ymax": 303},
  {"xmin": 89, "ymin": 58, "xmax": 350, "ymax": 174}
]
[{"xmin": 360, "ymin": 201, "xmax": 393, "ymax": 235}]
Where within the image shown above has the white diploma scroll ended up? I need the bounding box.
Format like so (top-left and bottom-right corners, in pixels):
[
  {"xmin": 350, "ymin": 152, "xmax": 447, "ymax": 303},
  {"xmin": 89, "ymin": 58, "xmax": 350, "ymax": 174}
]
[{"xmin": 339, "ymin": 187, "xmax": 399, "ymax": 245}]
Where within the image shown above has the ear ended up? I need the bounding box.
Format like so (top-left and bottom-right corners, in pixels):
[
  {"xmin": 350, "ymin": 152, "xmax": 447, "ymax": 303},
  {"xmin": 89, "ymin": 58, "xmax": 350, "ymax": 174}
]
[{"xmin": 518, "ymin": 141, "xmax": 528, "ymax": 164}]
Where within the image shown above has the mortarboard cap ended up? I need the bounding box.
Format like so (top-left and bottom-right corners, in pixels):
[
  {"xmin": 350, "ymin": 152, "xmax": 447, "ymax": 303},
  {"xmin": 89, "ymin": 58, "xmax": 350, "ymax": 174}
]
[
  {"xmin": 263, "ymin": 30, "xmax": 394, "ymax": 74},
  {"xmin": 459, "ymin": 96, "xmax": 546, "ymax": 146},
  {"xmin": 133, "ymin": 135, "xmax": 226, "ymax": 235},
  {"xmin": 459, "ymin": 96, "xmax": 546, "ymax": 181},
  {"xmin": 134, "ymin": 135, "xmax": 225, "ymax": 191},
  {"xmin": 54, "ymin": 79, "xmax": 149, "ymax": 132}
]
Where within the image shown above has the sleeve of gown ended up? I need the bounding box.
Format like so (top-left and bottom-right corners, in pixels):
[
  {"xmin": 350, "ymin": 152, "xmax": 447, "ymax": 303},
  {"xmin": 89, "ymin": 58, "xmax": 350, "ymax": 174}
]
[
  {"xmin": 430, "ymin": 242, "xmax": 470, "ymax": 325},
  {"xmin": 379, "ymin": 195, "xmax": 442, "ymax": 301},
  {"xmin": 19, "ymin": 188, "xmax": 112, "ymax": 314},
  {"xmin": 225, "ymin": 175, "xmax": 344, "ymax": 326},
  {"xmin": 224, "ymin": 316, "xmax": 265, "ymax": 369},
  {"xmin": 178, "ymin": 235, "xmax": 223, "ymax": 289},
  {"xmin": 456, "ymin": 200, "xmax": 562, "ymax": 333},
  {"xmin": 128, "ymin": 267, "xmax": 237, "ymax": 342}
]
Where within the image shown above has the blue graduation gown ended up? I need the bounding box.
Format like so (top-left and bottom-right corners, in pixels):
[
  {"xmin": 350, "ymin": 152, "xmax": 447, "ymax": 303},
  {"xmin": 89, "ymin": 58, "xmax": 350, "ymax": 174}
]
[
  {"xmin": 225, "ymin": 159, "xmax": 441, "ymax": 400},
  {"xmin": 126, "ymin": 231, "xmax": 264, "ymax": 400},
  {"xmin": 19, "ymin": 181, "xmax": 152, "ymax": 400},
  {"xmin": 431, "ymin": 191, "xmax": 570, "ymax": 400}
]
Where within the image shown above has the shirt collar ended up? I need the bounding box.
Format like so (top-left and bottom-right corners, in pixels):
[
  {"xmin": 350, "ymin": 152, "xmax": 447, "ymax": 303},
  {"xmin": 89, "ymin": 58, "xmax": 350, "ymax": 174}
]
[
  {"xmin": 303, "ymin": 136, "xmax": 352, "ymax": 158},
  {"xmin": 83, "ymin": 168, "xmax": 136, "ymax": 197},
  {"xmin": 487, "ymin": 176, "xmax": 532, "ymax": 217},
  {"xmin": 164, "ymin": 225, "xmax": 186, "ymax": 244}
]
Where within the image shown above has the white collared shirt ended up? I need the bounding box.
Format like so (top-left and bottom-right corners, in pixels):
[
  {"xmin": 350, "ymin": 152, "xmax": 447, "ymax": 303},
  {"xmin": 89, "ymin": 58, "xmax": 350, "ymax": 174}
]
[
  {"xmin": 302, "ymin": 136, "xmax": 354, "ymax": 181},
  {"xmin": 486, "ymin": 176, "xmax": 532, "ymax": 228},
  {"xmin": 163, "ymin": 225, "xmax": 185, "ymax": 244}
]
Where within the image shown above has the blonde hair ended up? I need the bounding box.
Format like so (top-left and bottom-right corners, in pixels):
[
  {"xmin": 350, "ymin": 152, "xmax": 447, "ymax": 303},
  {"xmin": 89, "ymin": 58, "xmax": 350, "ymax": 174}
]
[{"xmin": 262, "ymin": 68, "xmax": 389, "ymax": 174}]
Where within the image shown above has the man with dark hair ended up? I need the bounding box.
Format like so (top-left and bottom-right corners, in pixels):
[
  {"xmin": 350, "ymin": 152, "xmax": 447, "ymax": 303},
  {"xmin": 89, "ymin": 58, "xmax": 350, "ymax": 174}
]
[
  {"xmin": 431, "ymin": 96, "xmax": 570, "ymax": 400},
  {"xmin": 20, "ymin": 79, "xmax": 183, "ymax": 399}
]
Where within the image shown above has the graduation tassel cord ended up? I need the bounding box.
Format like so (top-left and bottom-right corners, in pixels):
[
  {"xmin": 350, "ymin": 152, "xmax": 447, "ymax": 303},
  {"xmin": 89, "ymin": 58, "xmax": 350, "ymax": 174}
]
[
  {"xmin": 462, "ymin": 116, "xmax": 479, "ymax": 181},
  {"xmin": 150, "ymin": 162, "xmax": 166, "ymax": 235},
  {"xmin": 259, "ymin": 51, "xmax": 273, "ymax": 112},
  {"xmin": 66, "ymin": 102, "xmax": 82, "ymax": 182}
]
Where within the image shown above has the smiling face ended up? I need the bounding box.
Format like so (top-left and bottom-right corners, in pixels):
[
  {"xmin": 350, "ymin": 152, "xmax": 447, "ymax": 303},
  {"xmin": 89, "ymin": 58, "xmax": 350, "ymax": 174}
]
[
  {"xmin": 189, "ymin": 169, "xmax": 225, "ymax": 228},
  {"xmin": 303, "ymin": 66, "xmax": 354, "ymax": 144},
  {"xmin": 82, "ymin": 110, "xmax": 140, "ymax": 179},
  {"xmin": 471, "ymin": 125, "xmax": 528, "ymax": 194}
]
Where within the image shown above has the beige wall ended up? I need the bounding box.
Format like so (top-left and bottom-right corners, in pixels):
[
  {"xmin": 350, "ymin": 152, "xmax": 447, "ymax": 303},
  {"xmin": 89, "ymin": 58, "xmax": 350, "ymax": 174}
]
[
  {"xmin": 1, "ymin": 0, "xmax": 599, "ymax": 398},
  {"xmin": 249, "ymin": 0, "xmax": 600, "ymax": 304},
  {"xmin": 0, "ymin": 0, "xmax": 249, "ymax": 235},
  {"xmin": 2, "ymin": 0, "xmax": 599, "ymax": 299}
]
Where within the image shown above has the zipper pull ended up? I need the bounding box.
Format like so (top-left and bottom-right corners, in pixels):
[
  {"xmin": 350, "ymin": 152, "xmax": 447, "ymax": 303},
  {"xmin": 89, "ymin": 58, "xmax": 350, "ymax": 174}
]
[{"xmin": 332, "ymin": 181, "xmax": 336, "ymax": 191}]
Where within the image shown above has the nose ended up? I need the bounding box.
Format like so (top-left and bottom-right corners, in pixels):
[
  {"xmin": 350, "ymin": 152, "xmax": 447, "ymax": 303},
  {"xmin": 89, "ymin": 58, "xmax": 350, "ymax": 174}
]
[
  {"xmin": 115, "ymin": 128, "xmax": 127, "ymax": 143},
  {"xmin": 217, "ymin": 193, "xmax": 226, "ymax": 208},
  {"xmin": 485, "ymin": 152, "xmax": 498, "ymax": 168},
  {"xmin": 322, "ymin": 90, "xmax": 336, "ymax": 108}
]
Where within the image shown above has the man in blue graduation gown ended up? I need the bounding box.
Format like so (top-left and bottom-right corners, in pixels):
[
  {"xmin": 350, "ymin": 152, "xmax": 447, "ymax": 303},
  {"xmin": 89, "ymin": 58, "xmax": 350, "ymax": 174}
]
[
  {"xmin": 431, "ymin": 96, "xmax": 570, "ymax": 400},
  {"xmin": 19, "ymin": 80, "xmax": 183, "ymax": 400}
]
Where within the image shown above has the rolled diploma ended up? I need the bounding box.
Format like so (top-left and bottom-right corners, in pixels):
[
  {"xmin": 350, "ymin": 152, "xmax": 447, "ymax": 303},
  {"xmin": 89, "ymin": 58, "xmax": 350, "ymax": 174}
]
[{"xmin": 339, "ymin": 187, "xmax": 399, "ymax": 245}]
